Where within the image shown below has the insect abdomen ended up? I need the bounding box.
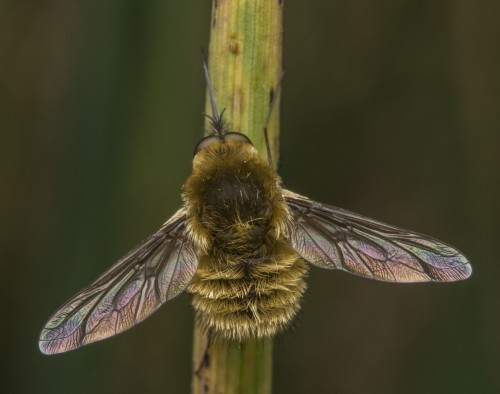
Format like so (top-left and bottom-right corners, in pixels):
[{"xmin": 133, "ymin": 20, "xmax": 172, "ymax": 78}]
[{"xmin": 188, "ymin": 240, "xmax": 308, "ymax": 341}]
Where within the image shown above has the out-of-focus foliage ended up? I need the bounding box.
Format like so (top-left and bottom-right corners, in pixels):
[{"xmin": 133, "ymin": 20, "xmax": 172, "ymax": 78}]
[{"xmin": 2, "ymin": 1, "xmax": 498, "ymax": 393}]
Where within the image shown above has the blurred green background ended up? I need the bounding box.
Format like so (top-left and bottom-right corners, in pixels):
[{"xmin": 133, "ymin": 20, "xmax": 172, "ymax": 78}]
[{"xmin": 2, "ymin": 1, "xmax": 499, "ymax": 393}]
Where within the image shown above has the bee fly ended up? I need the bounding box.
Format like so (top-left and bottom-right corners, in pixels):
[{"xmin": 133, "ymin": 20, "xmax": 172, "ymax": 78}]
[{"xmin": 39, "ymin": 62, "xmax": 472, "ymax": 355}]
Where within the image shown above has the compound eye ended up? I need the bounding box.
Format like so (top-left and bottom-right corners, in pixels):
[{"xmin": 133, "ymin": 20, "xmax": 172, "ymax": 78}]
[
  {"xmin": 193, "ymin": 135, "xmax": 221, "ymax": 156},
  {"xmin": 223, "ymin": 132, "xmax": 253, "ymax": 144}
]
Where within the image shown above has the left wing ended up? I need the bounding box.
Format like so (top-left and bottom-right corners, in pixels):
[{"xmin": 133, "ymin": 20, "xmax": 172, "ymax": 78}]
[
  {"xmin": 284, "ymin": 190, "xmax": 471, "ymax": 283},
  {"xmin": 39, "ymin": 208, "xmax": 198, "ymax": 354}
]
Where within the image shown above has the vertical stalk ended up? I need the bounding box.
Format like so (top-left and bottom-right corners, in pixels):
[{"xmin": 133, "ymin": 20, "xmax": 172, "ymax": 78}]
[
  {"xmin": 204, "ymin": 0, "xmax": 283, "ymax": 164},
  {"xmin": 192, "ymin": 0, "xmax": 283, "ymax": 393}
]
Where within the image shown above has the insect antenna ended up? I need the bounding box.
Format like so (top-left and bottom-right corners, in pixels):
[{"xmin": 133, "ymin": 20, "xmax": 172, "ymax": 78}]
[
  {"xmin": 263, "ymin": 71, "xmax": 285, "ymax": 168},
  {"xmin": 201, "ymin": 49, "xmax": 224, "ymax": 136}
]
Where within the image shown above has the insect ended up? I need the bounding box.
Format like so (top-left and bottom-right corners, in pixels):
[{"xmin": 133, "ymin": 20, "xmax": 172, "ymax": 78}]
[{"xmin": 39, "ymin": 64, "xmax": 472, "ymax": 355}]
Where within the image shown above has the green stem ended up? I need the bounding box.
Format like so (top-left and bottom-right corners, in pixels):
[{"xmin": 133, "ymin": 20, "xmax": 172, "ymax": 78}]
[
  {"xmin": 192, "ymin": 0, "xmax": 283, "ymax": 393},
  {"xmin": 204, "ymin": 0, "xmax": 283, "ymax": 166}
]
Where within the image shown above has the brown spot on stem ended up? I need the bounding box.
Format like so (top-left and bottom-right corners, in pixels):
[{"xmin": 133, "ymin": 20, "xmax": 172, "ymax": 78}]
[
  {"xmin": 212, "ymin": 0, "xmax": 218, "ymax": 28},
  {"xmin": 229, "ymin": 33, "xmax": 239, "ymax": 55}
]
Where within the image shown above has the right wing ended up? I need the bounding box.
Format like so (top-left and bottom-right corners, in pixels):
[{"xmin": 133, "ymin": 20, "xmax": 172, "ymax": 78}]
[{"xmin": 284, "ymin": 190, "xmax": 471, "ymax": 283}]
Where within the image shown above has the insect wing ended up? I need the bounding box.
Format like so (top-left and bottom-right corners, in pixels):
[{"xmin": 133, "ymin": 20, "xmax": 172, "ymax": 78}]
[
  {"xmin": 284, "ymin": 190, "xmax": 471, "ymax": 283},
  {"xmin": 39, "ymin": 209, "xmax": 198, "ymax": 355}
]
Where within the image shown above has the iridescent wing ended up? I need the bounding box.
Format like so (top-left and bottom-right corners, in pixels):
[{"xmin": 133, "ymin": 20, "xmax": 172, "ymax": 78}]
[
  {"xmin": 39, "ymin": 208, "xmax": 198, "ymax": 355},
  {"xmin": 284, "ymin": 190, "xmax": 471, "ymax": 282}
]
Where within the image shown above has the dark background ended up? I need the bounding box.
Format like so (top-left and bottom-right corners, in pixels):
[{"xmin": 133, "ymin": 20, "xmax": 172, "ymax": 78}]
[{"xmin": 2, "ymin": 1, "xmax": 499, "ymax": 393}]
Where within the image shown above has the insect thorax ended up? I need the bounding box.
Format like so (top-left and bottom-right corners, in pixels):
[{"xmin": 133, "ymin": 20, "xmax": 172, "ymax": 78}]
[
  {"xmin": 183, "ymin": 140, "xmax": 308, "ymax": 340},
  {"xmin": 183, "ymin": 140, "xmax": 288, "ymax": 254}
]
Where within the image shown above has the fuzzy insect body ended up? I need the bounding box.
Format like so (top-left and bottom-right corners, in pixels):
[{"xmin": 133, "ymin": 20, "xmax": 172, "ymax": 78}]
[{"xmin": 184, "ymin": 140, "xmax": 308, "ymax": 340}]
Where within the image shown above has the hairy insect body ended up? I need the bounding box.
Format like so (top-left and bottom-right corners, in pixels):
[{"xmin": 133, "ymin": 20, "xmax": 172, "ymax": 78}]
[{"xmin": 184, "ymin": 141, "xmax": 308, "ymax": 340}]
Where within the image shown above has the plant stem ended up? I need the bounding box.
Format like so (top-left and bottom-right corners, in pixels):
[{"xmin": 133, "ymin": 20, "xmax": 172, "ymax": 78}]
[
  {"xmin": 203, "ymin": 0, "xmax": 283, "ymax": 165},
  {"xmin": 192, "ymin": 0, "xmax": 283, "ymax": 393}
]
